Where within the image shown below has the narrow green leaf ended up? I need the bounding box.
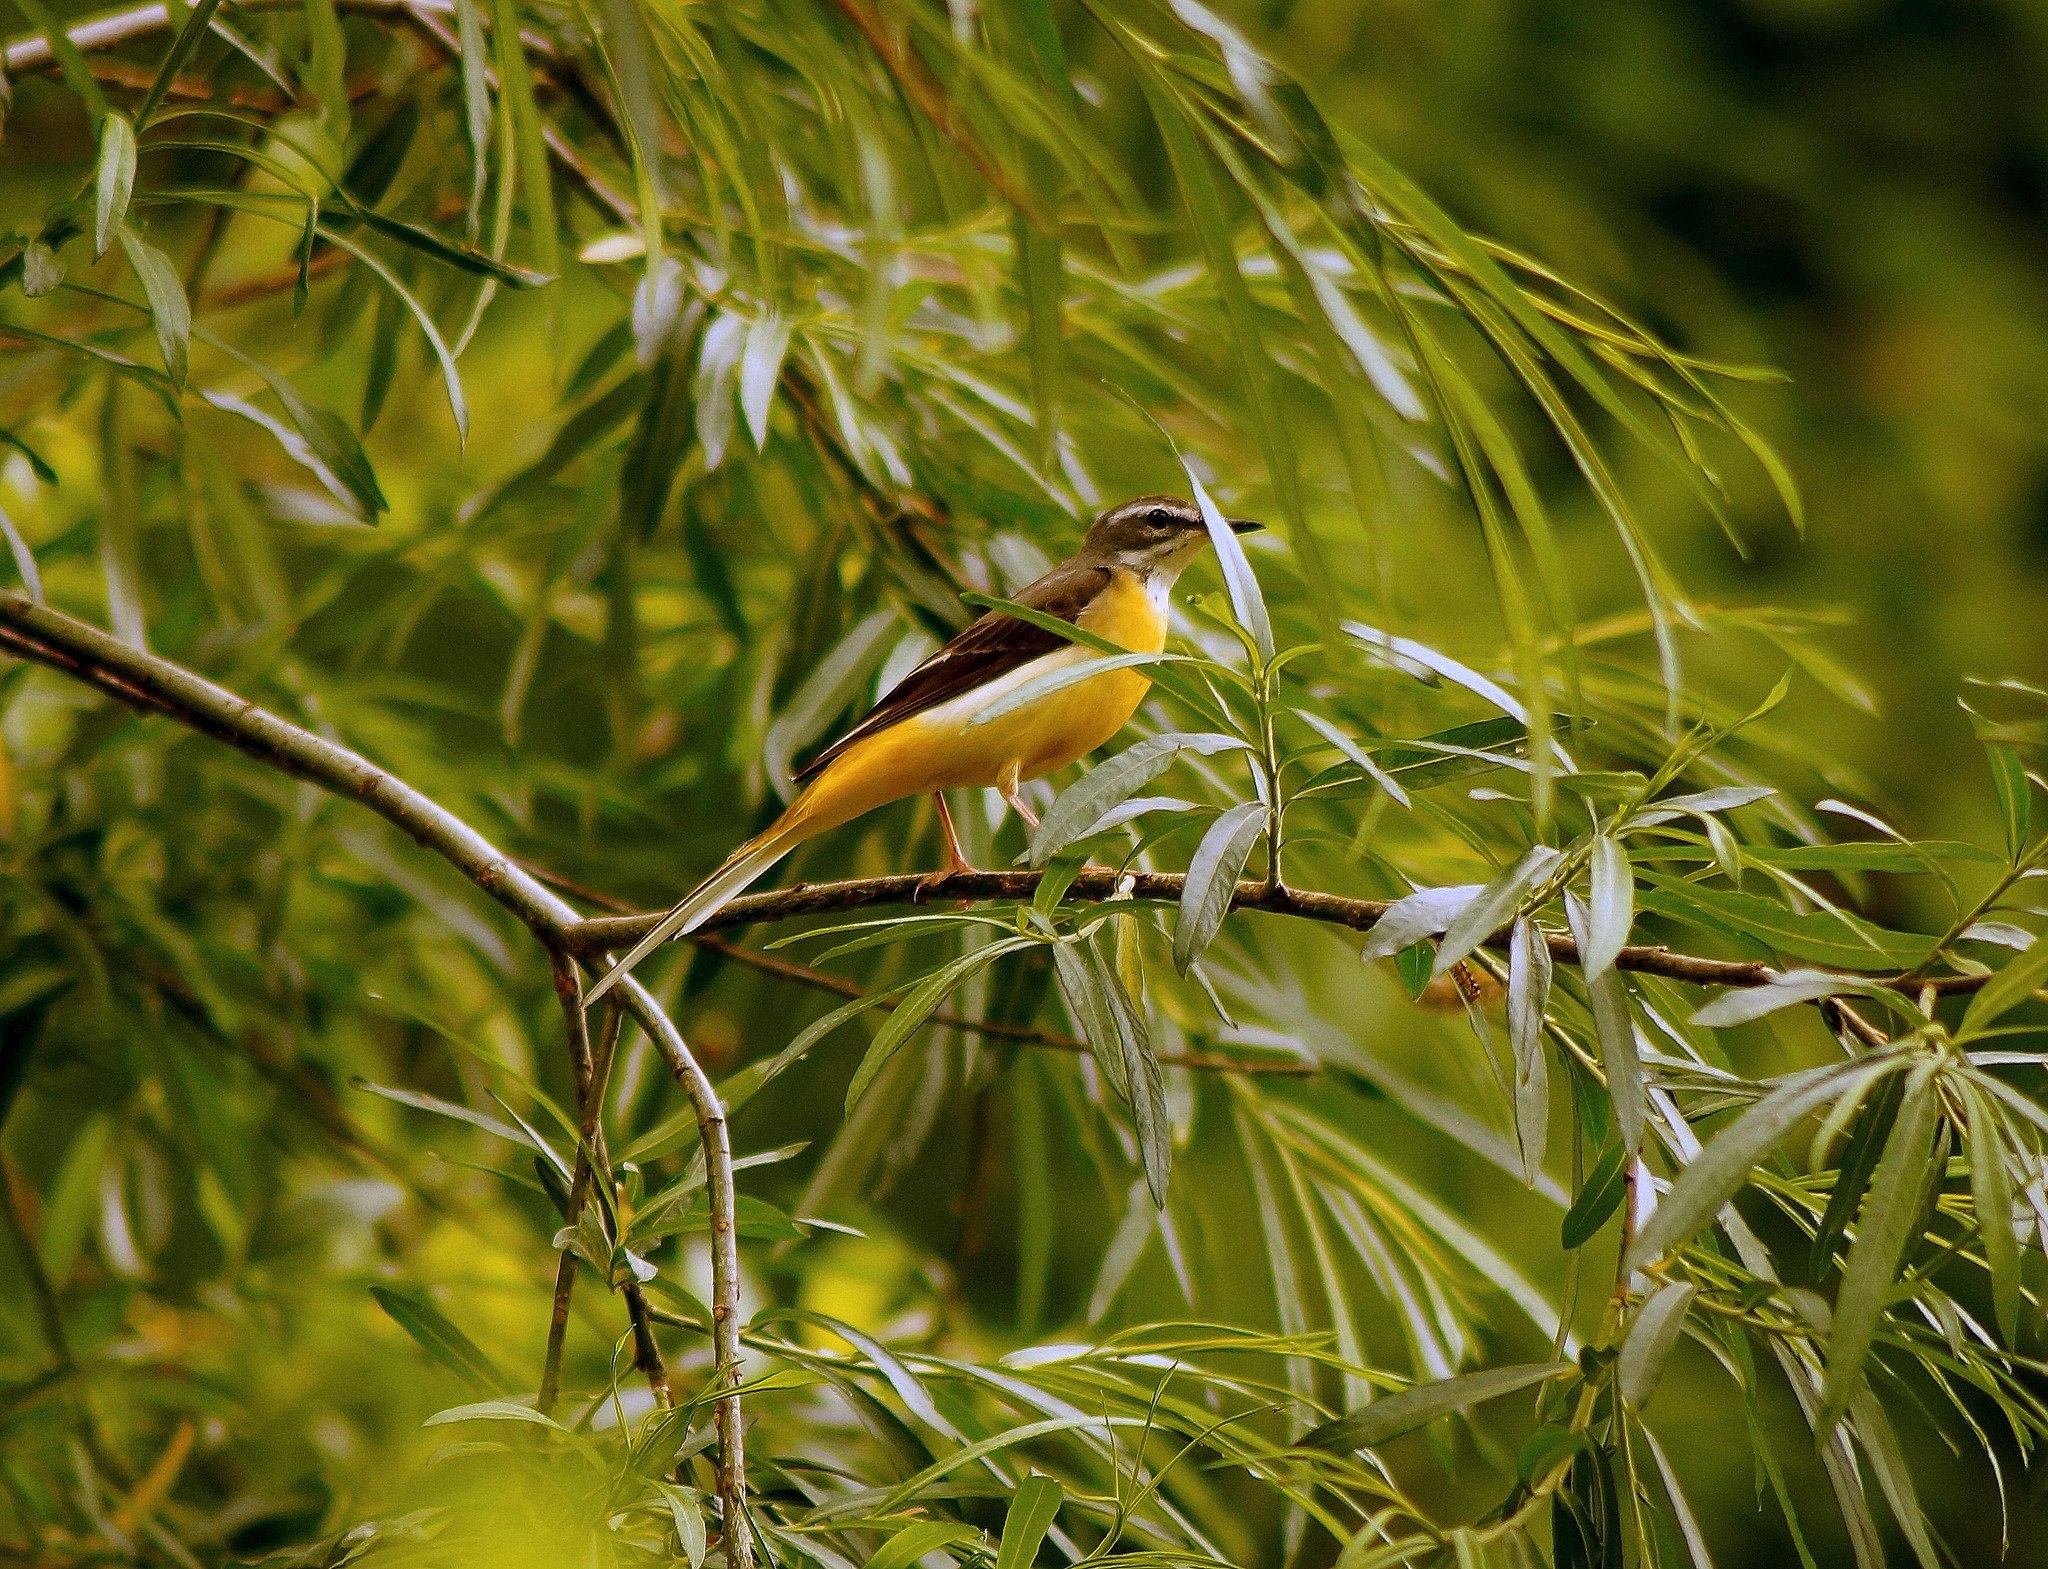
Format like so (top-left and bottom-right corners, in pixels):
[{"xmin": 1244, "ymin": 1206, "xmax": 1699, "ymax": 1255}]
[
  {"xmin": 369, "ymin": 1285, "xmax": 506, "ymax": 1392},
  {"xmin": 655, "ymin": 1482, "xmax": 706, "ymax": 1569},
  {"xmin": 1617, "ymin": 1281, "xmax": 1695, "ymax": 1408},
  {"xmin": 1583, "ymin": 835, "xmax": 1632, "ymax": 981},
  {"xmin": 0, "ymin": 499, "xmax": 45, "ymax": 603},
  {"xmin": 1692, "ymin": 970, "xmax": 1907, "ymax": 1029},
  {"xmin": 352, "ymin": 207, "xmax": 553, "ymax": 285},
  {"xmin": 198, "ymin": 336, "xmax": 387, "ymax": 519},
  {"xmin": 1844, "ymin": 1387, "xmax": 1940, "ymax": 1569},
  {"xmin": 844, "ymin": 943, "xmax": 1020, "ymax": 1113},
  {"xmin": 1031, "ymin": 732, "xmax": 1245, "ymax": 865},
  {"xmin": 1809, "ymin": 1068, "xmax": 1903, "ymax": 1279},
  {"xmin": 740, "ymin": 310, "xmax": 793, "ymax": 450},
  {"xmin": 865, "ymin": 1521, "xmax": 980, "ymax": 1569},
  {"xmin": 1360, "ymin": 883, "xmax": 1485, "ymax": 963},
  {"xmin": 1173, "ymin": 801, "xmax": 1266, "ymax": 973},
  {"xmin": 1638, "ymin": 876, "xmax": 1931, "ymax": 971},
  {"xmin": 1564, "ymin": 893, "xmax": 1646, "ymax": 1147},
  {"xmin": 695, "ymin": 311, "xmax": 745, "ymax": 471},
  {"xmin": 137, "ymin": 0, "xmax": 225, "ymax": 129},
  {"xmin": 21, "ymin": 240, "xmax": 64, "ymax": 298},
  {"xmin": 302, "ymin": 0, "xmax": 349, "ymax": 133},
  {"xmin": 423, "ymin": 1399, "xmax": 566, "ymax": 1430},
  {"xmin": 1184, "ymin": 462, "xmax": 1273, "ymax": 664},
  {"xmin": 453, "ymin": 0, "xmax": 493, "ymax": 234},
  {"xmin": 1140, "ymin": 71, "xmax": 1317, "ymax": 637},
  {"xmin": 1298, "ymin": 1362, "xmax": 1573, "ymax": 1452},
  {"xmin": 1959, "ymin": 932, "xmax": 2048, "ymax": 1039},
  {"xmin": 1624, "ymin": 1058, "xmax": 1896, "ymax": 1272},
  {"xmin": 966, "ymin": 651, "xmax": 1179, "ymax": 729},
  {"xmin": 1560, "ymin": 1141, "xmax": 1628, "ymax": 1249},
  {"xmin": 1293, "ymin": 709, "xmax": 1410, "ymax": 808},
  {"xmin": 1435, "ymin": 846, "xmax": 1561, "ymax": 978},
  {"xmin": 1820, "ymin": 1061, "xmax": 1941, "ymax": 1432},
  {"xmin": 719, "ymin": 983, "xmax": 911, "ymax": 1115},
  {"xmin": 361, "ymin": 283, "xmax": 403, "ymax": 432},
  {"xmin": 489, "ymin": 0, "xmax": 557, "ymax": 275},
  {"xmin": 1986, "ymin": 743, "xmax": 2031, "ymax": 862},
  {"xmin": 1052, "ymin": 937, "xmax": 1127, "ymax": 1102},
  {"xmin": 1961, "ymin": 1082, "xmax": 2021, "ymax": 1342},
  {"xmin": 1014, "ymin": 216, "xmax": 1063, "ymax": 467},
  {"xmin": 1342, "ymin": 621, "xmax": 1528, "ymax": 721},
  {"xmin": 1092, "ymin": 935, "xmax": 1170, "ymax": 1204},
  {"xmin": 315, "ymin": 226, "xmax": 470, "ymax": 441},
  {"xmin": 351, "ymin": 1077, "xmax": 524, "ymax": 1144},
  {"xmin": 995, "ymin": 1474, "xmax": 1064, "ymax": 1569},
  {"xmin": 1508, "ymin": 917, "xmax": 1551, "ymax": 1183},
  {"xmin": 115, "ymin": 226, "xmax": 190, "ymax": 386},
  {"xmin": 95, "ymin": 114, "xmax": 137, "ymax": 258}
]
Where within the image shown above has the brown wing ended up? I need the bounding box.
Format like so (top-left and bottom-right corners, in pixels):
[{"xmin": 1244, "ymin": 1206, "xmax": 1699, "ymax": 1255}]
[{"xmin": 794, "ymin": 561, "xmax": 1111, "ymax": 782}]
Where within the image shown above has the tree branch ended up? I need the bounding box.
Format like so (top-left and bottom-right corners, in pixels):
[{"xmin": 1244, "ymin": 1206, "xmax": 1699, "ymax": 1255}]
[
  {"xmin": 0, "ymin": 591, "xmax": 750, "ymax": 1563},
  {"xmin": 567, "ymin": 870, "xmax": 1988, "ymax": 999},
  {"xmin": 517, "ymin": 860, "xmax": 1313, "ymax": 1074}
]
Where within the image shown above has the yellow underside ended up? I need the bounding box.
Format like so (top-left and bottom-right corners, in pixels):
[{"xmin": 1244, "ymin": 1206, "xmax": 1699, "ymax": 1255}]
[{"xmin": 775, "ymin": 569, "xmax": 1166, "ymax": 844}]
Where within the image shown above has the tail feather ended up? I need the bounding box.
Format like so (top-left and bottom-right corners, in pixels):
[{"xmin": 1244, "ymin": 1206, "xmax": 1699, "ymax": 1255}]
[{"xmin": 585, "ymin": 826, "xmax": 798, "ymax": 1005}]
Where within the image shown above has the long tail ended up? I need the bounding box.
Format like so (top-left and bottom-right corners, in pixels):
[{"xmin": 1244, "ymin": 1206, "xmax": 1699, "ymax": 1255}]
[{"xmin": 585, "ymin": 819, "xmax": 804, "ymax": 1005}]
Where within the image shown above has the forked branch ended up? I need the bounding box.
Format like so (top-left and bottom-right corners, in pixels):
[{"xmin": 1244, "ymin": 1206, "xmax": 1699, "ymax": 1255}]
[{"xmin": 0, "ymin": 590, "xmax": 753, "ymax": 1569}]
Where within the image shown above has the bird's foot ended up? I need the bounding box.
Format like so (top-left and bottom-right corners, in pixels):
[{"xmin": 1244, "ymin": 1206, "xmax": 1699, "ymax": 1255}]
[{"xmin": 913, "ymin": 860, "xmax": 977, "ymax": 905}]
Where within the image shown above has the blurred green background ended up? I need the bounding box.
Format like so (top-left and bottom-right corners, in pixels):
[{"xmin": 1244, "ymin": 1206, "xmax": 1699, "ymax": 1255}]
[
  {"xmin": 1296, "ymin": 0, "xmax": 2048, "ymax": 819},
  {"xmin": 3, "ymin": 0, "xmax": 2046, "ymax": 1565}
]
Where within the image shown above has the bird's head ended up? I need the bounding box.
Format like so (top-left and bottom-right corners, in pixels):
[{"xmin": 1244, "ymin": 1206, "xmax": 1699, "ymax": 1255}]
[{"xmin": 1081, "ymin": 495, "xmax": 1261, "ymax": 579}]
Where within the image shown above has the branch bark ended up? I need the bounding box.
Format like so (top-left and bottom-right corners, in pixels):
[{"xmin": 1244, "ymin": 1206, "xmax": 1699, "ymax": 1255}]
[
  {"xmin": 0, "ymin": 591, "xmax": 752, "ymax": 1568},
  {"xmin": 568, "ymin": 869, "xmax": 1988, "ymax": 999}
]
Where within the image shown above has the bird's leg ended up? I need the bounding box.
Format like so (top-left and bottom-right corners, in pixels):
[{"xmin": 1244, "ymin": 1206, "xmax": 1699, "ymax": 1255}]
[
  {"xmin": 916, "ymin": 791, "xmax": 975, "ymax": 901},
  {"xmin": 997, "ymin": 762, "xmax": 1041, "ymax": 830}
]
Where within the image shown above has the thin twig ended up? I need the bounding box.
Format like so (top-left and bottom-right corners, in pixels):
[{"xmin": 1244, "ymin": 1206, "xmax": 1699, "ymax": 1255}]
[
  {"xmin": 612, "ymin": 985, "xmax": 753, "ymax": 1569},
  {"xmin": 0, "ymin": 590, "xmax": 750, "ymax": 1553},
  {"xmin": 690, "ymin": 933, "xmax": 1315, "ymax": 1075},
  {"xmin": 540, "ymin": 965, "xmax": 653, "ymax": 1412}
]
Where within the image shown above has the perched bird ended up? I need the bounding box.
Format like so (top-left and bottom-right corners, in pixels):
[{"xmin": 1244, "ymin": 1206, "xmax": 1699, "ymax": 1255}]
[{"xmin": 586, "ymin": 495, "xmax": 1260, "ymax": 1003}]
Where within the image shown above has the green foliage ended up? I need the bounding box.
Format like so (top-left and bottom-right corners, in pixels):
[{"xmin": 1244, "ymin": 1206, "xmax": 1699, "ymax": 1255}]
[{"xmin": 3, "ymin": 1, "xmax": 2048, "ymax": 1568}]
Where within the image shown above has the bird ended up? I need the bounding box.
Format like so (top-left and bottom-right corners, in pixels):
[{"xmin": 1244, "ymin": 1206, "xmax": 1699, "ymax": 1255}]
[{"xmin": 585, "ymin": 495, "xmax": 1261, "ymax": 1003}]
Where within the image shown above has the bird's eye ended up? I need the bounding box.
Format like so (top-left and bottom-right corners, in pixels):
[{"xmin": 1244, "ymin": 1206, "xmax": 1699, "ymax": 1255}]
[{"xmin": 1148, "ymin": 508, "xmax": 1178, "ymax": 530}]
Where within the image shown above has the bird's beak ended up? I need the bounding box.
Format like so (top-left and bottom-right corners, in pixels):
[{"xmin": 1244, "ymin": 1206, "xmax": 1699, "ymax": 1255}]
[{"xmin": 1227, "ymin": 517, "xmax": 1263, "ymax": 535}]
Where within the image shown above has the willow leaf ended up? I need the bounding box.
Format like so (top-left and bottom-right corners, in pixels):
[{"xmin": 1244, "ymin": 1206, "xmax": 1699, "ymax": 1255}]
[
  {"xmin": 995, "ymin": 1475, "xmax": 1063, "ymax": 1569},
  {"xmin": 1435, "ymin": 845, "xmax": 1561, "ymax": 977},
  {"xmin": 1174, "ymin": 802, "xmax": 1266, "ymax": 973},
  {"xmin": 1618, "ymin": 1281, "xmax": 1695, "ymax": 1408},
  {"xmin": 1583, "ymin": 835, "xmax": 1632, "ymax": 981},
  {"xmin": 1298, "ymin": 1362, "xmax": 1573, "ymax": 1453},
  {"xmin": 1817, "ymin": 1061, "xmax": 1937, "ymax": 1431},
  {"xmin": 1624, "ymin": 1058, "xmax": 1897, "ymax": 1273},
  {"xmin": 1508, "ymin": 917, "xmax": 1551, "ymax": 1183}
]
